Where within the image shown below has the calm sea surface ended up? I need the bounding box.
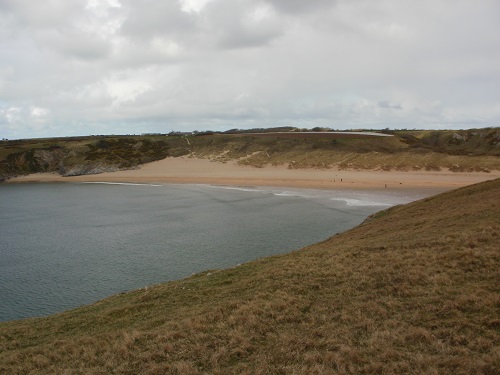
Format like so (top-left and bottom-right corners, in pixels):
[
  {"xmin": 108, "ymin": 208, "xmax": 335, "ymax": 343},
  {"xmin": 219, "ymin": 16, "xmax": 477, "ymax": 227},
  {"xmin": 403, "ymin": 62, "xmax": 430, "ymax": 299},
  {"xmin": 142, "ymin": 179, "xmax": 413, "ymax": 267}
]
[{"xmin": 0, "ymin": 182, "xmax": 439, "ymax": 322}]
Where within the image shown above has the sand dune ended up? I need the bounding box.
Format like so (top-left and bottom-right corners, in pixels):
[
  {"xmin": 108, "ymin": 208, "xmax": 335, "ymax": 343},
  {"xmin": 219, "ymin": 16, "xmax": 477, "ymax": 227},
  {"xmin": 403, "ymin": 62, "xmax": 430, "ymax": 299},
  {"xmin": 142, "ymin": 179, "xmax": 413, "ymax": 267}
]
[{"xmin": 8, "ymin": 156, "xmax": 500, "ymax": 190}]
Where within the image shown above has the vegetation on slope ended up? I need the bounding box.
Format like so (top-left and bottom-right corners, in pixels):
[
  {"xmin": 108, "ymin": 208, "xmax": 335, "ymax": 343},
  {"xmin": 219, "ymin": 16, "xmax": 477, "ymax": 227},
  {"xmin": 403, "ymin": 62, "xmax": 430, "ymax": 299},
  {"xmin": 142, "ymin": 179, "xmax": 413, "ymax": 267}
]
[
  {"xmin": 0, "ymin": 136, "xmax": 190, "ymax": 181},
  {"xmin": 189, "ymin": 129, "xmax": 500, "ymax": 171},
  {"xmin": 1, "ymin": 179, "xmax": 499, "ymax": 374},
  {"xmin": 1, "ymin": 128, "xmax": 499, "ymax": 181}
]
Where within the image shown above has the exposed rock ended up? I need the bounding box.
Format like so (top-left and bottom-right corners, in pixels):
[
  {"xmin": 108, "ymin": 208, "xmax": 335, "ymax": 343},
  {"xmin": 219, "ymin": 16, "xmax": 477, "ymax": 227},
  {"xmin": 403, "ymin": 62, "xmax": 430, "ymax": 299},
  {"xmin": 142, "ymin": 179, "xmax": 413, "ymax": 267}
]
[
  {"xmin": 34, "ymin": 149, "xmax": 66, "ymax": 171},
  {"xmin": 60, "ymin": 163, "xmax": 121, "ymax": 177},
  {"xmin": 452, "ymin": 133, "xmax": 465, "ymax": 141}
]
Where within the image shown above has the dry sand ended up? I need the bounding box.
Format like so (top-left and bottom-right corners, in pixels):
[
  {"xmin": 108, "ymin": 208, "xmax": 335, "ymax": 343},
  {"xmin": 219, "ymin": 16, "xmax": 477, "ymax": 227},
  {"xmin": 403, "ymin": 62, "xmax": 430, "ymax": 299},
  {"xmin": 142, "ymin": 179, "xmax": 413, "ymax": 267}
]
[{"xmin": 8, "ymin": 157, "xmax": 500, "ymax": 191}]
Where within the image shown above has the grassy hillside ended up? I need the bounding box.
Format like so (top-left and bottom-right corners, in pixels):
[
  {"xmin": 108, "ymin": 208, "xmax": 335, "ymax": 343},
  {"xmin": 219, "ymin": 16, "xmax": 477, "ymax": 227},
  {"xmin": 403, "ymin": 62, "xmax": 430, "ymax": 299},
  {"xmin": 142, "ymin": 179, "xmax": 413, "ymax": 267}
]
[
  {"xmin": 1, "ymin": 128, "xmax": 499, "ymax": 181},
  {"xmin": 1, "ymin": 179, "xmax": 499, "ymax": 374},
  {"xmin": 190, "ymin": 129, "xmax": 500, "ymax": 171}
]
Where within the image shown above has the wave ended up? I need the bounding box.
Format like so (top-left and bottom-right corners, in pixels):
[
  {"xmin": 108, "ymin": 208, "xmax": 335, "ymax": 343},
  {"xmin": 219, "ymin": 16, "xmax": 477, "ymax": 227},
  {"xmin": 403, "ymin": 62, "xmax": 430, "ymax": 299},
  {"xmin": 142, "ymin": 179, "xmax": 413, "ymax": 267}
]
[
  {"xmin": 329, "ymin": 197, "xmax": 393, "ymax": 207},
  {"xmin": 270, "ymin": 189, "xmax": 396, "ymax": 206},
  {"xmin": 81, "ymin": 182, "xmax": 163, "ymax": 187},
  {"xmin": 208, "ymin": 185, "xmax": 321, "ymax": 199},
  {"xmin": 203, "ymin": 185, "xmax": 267, "ymax": 193},
  {"xmin": 206, "ymin": 184, "xmax": 403, "ymax": 207},
  {"xmin": 272, "ymin": 191, "xmax": 317, "ymax": 198}
]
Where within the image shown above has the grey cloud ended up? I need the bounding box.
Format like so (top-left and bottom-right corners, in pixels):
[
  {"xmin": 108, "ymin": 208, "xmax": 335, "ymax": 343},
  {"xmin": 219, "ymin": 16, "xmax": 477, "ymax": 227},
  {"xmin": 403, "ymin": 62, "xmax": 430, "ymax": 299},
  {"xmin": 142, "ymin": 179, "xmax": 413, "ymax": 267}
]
[
  {"xmin": 0, "ymin": 0, "xmax": 116, "ymax": 62},
  {"xmin": 264, "ymin": 0, "xmax": 337, "ymax": 14},
  {"xmin": 43, "ymin": 30, "xmax": 112, "ymax": 61},
  {"xmin": 120, "ymin": 0, "xmax": 286, "ymax": 52},
  {"xmin": 217, "ymin": 30, "xmax": 280, "ymax": 49},
  {"xmin": 0, "ymin": 0, "xmax": 81, "ymax": 30},
  {"xmin": 119, "ymin": 0, "xmax": 195, "ymax": 40},
  {"xmin": 1, "ymin": 0, "xmax": 500, "ymax": 139},
  {"xmin": 378, "ymin": 101, "xmax": 402, "ymax": 110},
  {"xmin": 206, "ymin": 0, "xmax": 285, "ymax": 49}
]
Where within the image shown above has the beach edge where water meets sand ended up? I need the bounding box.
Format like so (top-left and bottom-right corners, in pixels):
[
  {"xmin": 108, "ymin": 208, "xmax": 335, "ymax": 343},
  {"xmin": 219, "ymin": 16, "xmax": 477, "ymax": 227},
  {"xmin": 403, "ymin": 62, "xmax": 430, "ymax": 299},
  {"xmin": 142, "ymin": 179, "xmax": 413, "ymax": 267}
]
[{"xmin": 7, "ymin": 156, "xmax": 500, "ymax": 191}]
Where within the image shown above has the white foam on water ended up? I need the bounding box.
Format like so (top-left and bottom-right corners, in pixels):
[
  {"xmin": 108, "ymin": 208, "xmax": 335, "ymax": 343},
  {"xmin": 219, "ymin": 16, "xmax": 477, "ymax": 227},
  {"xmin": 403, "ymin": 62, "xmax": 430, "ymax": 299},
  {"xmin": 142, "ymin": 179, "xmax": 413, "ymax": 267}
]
[
  {"xmin": 82, "ymin": 182, "xmax": 163, "ymax": 187},
  {"xmin": 270, "ymin": 189, "xmax": 397, "ymax": 206},
  {"xmin": 204, "ymin": 184, "xmax": 428, "ymax": 208},
  {"xmin": 208, "ymin": 185, "xmax": 319, "ymax": 198},
  {"xmin": 329, "ymin": 197, "xmax": 393, "ymax": 207},
  {"xmin": 205, "ymin": 185, "xmax": 266, "ymax": 193},
  {"xmin": 272, "ymin": 191, "xmax": 314, "ymax": 198}
]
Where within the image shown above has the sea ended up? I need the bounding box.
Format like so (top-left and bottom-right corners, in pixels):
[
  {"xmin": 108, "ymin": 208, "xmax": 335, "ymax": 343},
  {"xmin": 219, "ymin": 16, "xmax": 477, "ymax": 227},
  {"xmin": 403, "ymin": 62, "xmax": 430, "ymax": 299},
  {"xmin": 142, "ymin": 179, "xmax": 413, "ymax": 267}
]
[{"xmin": 0, "ymin": 182, "xmax": 440, "ymax": 322}]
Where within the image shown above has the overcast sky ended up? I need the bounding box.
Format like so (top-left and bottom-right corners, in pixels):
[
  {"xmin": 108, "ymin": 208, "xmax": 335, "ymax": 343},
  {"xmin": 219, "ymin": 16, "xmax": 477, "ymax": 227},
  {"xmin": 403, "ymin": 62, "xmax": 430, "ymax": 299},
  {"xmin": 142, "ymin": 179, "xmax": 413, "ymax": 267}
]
[{"xmin": 1, "ymin": 0, "xmax": 499, "ymax": 139}]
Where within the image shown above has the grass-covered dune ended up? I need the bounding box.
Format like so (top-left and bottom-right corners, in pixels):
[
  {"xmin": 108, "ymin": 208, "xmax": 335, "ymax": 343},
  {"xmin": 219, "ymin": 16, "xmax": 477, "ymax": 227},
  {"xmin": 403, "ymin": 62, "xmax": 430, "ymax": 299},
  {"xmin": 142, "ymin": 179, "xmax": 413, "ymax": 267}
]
[{"xmin": 1, "ymin": 179, "xmax": 499, "ymax": 374}]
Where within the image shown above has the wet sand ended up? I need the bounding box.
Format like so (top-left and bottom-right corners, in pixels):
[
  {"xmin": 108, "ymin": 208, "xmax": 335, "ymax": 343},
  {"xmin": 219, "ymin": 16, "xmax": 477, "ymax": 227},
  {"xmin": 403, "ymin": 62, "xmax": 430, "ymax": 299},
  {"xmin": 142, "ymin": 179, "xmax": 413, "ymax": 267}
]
[{"xmin": 8, "ymin": 157, "xmax": 500, "ymax": 190}]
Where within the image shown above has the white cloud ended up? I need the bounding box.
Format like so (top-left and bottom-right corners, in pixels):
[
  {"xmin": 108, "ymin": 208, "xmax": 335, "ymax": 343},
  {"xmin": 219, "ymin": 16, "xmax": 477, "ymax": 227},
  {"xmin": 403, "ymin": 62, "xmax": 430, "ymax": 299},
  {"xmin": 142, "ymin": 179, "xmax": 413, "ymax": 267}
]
[
  {"xmin": 179, "ymin": 0, "xmax": 214, "ymax": 14},
  {"xmin": 0, "ymin": 105, "xmax": 53, "ymax": 137},
  {"xmin": 1, "ymin": 0, "xmax": 499, "ymax": 139},
  {"xmin": 30, "ymin": 106, "xmax": 50, "ymax": 119},
  {"xmin": 105, "ymin": 78, "xmax": 151, "ymax": 106},
  {"xmin": 86, "ymin": 0, "xmax": 122, "ymax": 16},
  {"xmin": 4, "ymin": 107, "xmax": 22, "ymax": 124},
  {"xmin": 150, "ymin": 37, "xmax": 182, "ymax": 57}
]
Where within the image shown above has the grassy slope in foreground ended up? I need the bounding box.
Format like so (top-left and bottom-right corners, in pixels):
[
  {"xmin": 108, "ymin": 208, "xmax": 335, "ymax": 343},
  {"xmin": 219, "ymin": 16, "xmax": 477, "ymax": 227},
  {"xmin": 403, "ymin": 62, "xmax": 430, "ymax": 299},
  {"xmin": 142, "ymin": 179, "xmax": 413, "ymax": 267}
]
[{"xmin": 1, "ymin": 180, "xmax": 499, "ymax": 374}]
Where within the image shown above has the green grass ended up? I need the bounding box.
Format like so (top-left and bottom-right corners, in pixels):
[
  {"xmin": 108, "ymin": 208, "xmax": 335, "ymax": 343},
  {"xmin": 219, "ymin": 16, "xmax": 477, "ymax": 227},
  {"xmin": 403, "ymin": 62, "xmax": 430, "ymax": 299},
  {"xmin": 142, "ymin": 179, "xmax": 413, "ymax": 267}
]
[{"xmin": 1, "ymin": 178, "xmax": 499, "ymax": 374}]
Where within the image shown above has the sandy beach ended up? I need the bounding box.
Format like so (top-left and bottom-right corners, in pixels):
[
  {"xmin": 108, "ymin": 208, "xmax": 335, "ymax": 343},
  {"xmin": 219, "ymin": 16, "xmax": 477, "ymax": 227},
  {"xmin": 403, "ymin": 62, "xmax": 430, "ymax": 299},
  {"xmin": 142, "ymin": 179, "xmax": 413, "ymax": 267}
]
[{"xmin": 7, "ymin": 157, "xmax": 500, "ymax": 191}]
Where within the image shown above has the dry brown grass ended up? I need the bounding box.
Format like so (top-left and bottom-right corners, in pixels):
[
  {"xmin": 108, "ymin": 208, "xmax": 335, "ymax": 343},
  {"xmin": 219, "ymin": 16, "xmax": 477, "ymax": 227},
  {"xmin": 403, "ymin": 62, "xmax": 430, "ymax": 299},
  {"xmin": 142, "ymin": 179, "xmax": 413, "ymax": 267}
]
[
  {"xmin": 1, "ymin": 179, "xmax": 499, "ymax": 374},
  {"xmin": 189, "ymin": 131, "xmax": 500, "ymax": 171}
]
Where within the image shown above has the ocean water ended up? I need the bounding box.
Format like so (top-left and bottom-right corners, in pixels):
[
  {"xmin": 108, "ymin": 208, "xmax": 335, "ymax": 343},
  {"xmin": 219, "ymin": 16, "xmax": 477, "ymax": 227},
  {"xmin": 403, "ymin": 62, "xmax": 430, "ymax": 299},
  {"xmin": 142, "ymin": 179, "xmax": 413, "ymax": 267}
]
[{"xmin": 0, "ymin": 182, "xmax": 438, "ymax": 322}]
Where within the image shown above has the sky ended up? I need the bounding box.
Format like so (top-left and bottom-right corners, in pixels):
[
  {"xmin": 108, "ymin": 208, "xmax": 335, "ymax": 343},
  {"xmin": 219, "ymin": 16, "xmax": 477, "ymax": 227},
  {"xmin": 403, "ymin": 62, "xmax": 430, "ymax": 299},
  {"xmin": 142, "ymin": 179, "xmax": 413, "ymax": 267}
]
[{"xmin": 0, "ymin": 0, "xmax": 499, "ymax": 139}]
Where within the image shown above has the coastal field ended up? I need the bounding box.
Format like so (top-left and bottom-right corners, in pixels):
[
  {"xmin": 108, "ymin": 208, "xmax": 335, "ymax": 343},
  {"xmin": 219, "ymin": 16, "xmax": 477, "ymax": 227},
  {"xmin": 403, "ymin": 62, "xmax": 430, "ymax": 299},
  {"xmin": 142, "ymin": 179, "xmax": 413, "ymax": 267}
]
[{"xmin": 1, "ymin": 178, "xmax": 498, "ymax": 373}]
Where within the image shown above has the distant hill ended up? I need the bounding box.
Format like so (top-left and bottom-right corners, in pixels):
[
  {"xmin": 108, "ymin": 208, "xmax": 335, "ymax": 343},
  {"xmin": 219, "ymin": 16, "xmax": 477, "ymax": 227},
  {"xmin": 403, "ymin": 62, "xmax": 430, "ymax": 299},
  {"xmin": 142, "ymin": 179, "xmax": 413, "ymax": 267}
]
[
  {"xmin": 1, "ymin": 178, "xmax": 499, "ymax": 373},
  {"xmin": 1, "ymin": 128, "xmax": 499, "ymax": 181}
]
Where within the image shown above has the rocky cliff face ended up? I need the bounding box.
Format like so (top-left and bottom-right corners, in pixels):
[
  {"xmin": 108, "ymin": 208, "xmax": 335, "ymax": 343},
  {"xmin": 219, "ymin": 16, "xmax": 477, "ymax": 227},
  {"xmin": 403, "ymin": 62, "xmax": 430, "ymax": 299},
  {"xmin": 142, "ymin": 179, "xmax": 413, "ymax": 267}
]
[
  {"xmin": 2, "ymin": 148, "xmax": 73, "ymax": 180},
  {"xmin": 0, "ymin": 137, "xmax": 179, "ymax": 181},
  {"xmin": 59, "ymin": 163, "xmax": 123, "ymax": 177},
  {"xmin": 0, "ymin": 148, "xmax": 65, "ymax": 179},
  {"xmin": 34, "ymin": 148, "xmax": 67, "ymax": 171},
  {"xmin": 0, "ymin": 148, "xmax": 133, "ymax": 181}
]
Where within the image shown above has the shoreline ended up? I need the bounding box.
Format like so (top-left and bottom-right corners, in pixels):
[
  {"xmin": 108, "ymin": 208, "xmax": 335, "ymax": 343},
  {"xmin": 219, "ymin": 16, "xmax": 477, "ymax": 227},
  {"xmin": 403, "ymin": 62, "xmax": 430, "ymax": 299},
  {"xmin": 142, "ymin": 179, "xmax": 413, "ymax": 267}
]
[{"xmin": 7, "ymin": 156, "xmax": 500, "ymax": 191}]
